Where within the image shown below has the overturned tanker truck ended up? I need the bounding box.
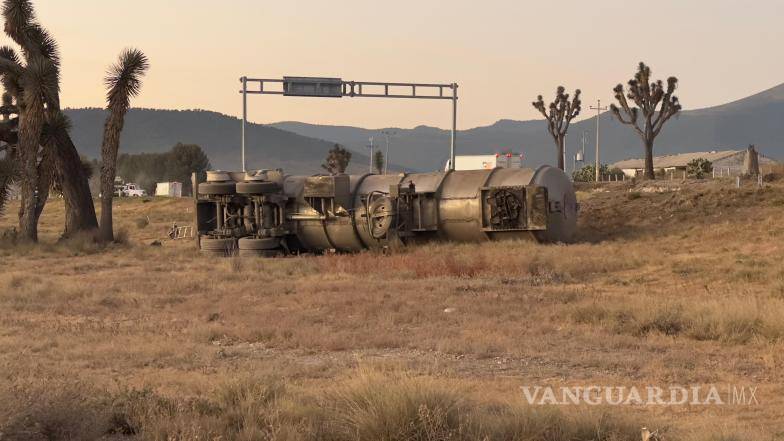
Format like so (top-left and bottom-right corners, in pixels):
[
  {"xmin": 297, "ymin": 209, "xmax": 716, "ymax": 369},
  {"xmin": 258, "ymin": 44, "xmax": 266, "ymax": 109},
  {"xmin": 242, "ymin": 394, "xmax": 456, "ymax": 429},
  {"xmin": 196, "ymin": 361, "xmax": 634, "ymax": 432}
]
[{"xmin": 194, "ymin": 166, "xmax": 578, "ymax": 257}]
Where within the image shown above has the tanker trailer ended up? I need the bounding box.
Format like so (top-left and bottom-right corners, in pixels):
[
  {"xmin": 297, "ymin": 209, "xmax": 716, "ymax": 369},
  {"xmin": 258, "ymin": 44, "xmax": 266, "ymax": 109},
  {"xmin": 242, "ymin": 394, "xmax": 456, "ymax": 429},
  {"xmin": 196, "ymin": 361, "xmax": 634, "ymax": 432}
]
[{"xmin": 194, "ymin": 166, "xmax": 577, "ymax": 257}]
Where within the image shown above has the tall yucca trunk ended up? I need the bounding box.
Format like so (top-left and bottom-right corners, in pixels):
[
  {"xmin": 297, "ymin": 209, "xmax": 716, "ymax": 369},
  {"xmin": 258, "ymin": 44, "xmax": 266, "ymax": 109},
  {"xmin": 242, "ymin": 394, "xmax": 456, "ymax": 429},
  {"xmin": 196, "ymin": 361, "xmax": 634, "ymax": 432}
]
[
  {"xmin": 51, "ymin": 120, "xmax": 98, "ymax": 235},
  {"xmin": 16, "ymin": 54, "xmax": 58, "ymax": 242},
  {"xmin": 17, "ymin": 97, "xmax": 44, "ymax": 241},
  {"xmin": 34, "ymin": 139, "xmax": 53, "ymax": 219},
  {"xmin": 99, "ymin": 109, "xmax": 124, "ymax": 242},
  {"xmin": 99, "ymin": 48, "xmax": 148, "ymax": 242}
]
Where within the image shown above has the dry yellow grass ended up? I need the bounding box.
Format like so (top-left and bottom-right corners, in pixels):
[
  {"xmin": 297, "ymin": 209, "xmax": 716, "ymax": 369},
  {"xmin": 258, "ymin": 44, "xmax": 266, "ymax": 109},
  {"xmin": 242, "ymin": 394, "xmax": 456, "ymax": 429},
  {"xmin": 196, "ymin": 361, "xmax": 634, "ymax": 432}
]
[{"xmin": 0, "ymin": 177, "xmax": 783, "ymax": 440}]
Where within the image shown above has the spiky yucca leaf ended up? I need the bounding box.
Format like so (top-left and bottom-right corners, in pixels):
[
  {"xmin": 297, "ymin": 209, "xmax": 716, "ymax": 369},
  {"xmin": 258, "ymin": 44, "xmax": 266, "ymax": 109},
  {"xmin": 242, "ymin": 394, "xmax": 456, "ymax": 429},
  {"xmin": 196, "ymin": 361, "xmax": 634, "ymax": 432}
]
[
  {"xmin": 40, "ymin": 109, "xmax": 70, "ymax": 144},
  {"xmin": 0, "ymin": 147, "xmax": 17, "ymax": 216},
  {"xmin": 2, "ymin": 0, "xmax": 61, "ymax": 71},
  {"xmin": 0, "ymin": 45, "xmax": 20, "ymax": 65},
  {"xmin": 2, "ymin": 0, "xmax": 35, "ymax": 41},
  {"xmin": 0, "ymin": 47, "xmax": 24, "ymax": 96},
  {"xmin": 0, "ymin": 46, "xmax": 22, "ymax": 76},
  {"xmin": 21, "ymin": 56, "xmax": 59, "ymax": 107},
  {"xmin": 104, "ymin": 48, "xmax": 149, "ymax": 112},
  {"xmin": 20, "ymin": 24, "xmax": 60, "ymax": 68}
]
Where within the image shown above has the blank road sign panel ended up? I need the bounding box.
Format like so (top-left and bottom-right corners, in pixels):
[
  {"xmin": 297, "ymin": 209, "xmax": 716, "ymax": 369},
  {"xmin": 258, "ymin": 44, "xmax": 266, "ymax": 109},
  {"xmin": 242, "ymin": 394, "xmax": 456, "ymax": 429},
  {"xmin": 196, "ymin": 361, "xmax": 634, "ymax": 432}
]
[{"xmin": 283, "ymin": 77, "xmax": 343, "ymax": 97}]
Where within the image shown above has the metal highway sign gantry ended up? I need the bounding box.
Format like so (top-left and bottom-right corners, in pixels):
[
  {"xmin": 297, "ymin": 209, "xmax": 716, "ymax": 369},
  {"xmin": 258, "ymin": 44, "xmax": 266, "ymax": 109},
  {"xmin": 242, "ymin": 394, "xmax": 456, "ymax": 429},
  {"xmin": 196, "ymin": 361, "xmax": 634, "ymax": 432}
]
[{"xmin": 239, "ymin": 76, "xmax": 459, "ymax": 171}]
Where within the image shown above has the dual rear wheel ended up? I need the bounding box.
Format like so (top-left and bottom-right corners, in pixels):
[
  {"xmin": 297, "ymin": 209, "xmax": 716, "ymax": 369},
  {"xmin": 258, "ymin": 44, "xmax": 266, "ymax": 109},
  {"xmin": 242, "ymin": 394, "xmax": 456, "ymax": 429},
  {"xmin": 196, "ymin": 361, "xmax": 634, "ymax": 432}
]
[
  {"xmin": 237, "ymin": 237, "xmax": 282, "ymax": 258},
  {"xmin": 199, "ymin": 237, "xmax": 237, "ymax": 257},
  {"xmin": 200, "ymin": 236, "xmax": 283, "ymax": 258}
]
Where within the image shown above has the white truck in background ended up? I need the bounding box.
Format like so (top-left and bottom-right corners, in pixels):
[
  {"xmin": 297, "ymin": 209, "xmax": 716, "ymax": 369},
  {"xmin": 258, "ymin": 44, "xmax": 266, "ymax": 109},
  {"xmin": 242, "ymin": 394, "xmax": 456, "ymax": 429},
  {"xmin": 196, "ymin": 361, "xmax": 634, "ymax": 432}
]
[
  {"xmin": 115, "ymin": 183, "xmax": 147, "ymax": 197},
  {"xmin": 444, "ymin": 153, "xmax": 524, "ymax": 171}
]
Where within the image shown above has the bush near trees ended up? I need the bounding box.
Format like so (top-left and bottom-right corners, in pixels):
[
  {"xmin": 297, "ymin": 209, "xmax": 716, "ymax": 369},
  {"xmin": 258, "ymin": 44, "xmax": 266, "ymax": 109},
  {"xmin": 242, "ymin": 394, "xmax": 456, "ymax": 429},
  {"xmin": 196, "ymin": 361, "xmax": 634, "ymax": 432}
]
[
  {"xmin": 572, "ymin": 165, "xmax": 624, "ymax": 182},
  {"xmin": 117, "ymin": 143, "xmax": 211, "ymax": 195},
  {"xmin": 573, "ymin": 165, "xmax": 601, "ymax": 182},
  {"xmin": 322, "ymin": 144, "xmax": 352, "ymax": 175},
  {"xmin": 686, "ymin": 158, "xmax": 712, "ymax": 179},
  {"xmin": 373, "ymin": 150, "xmax": 384, "ymax": 174}
]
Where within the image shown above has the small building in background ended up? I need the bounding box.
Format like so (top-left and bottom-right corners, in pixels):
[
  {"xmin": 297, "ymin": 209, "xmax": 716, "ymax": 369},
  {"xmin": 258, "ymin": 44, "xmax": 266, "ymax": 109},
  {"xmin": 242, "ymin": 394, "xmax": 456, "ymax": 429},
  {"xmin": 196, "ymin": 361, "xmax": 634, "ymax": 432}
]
[
  {"xmin": 611, "ymin": 149, "xmax": 779, "ymax": 178},
  {"xmin": 155, "ymin": 182, "xmax": 182, "ymax": 198}
]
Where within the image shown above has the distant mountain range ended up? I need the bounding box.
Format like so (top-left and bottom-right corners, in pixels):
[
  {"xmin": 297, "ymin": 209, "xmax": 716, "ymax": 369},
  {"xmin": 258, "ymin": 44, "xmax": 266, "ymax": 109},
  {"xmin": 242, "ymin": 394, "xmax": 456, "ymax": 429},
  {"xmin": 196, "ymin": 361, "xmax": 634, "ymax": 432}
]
[
  {"xmin": 64, "ymin": 83, "xmax": 784, "ymax": 175},
  {"xmin": 63, "ymin": 108, "xmax": 382, "ymax": 174},
  {"xmin": 271, "ymin": 83, "xmax": 784, "ymax": 171}
]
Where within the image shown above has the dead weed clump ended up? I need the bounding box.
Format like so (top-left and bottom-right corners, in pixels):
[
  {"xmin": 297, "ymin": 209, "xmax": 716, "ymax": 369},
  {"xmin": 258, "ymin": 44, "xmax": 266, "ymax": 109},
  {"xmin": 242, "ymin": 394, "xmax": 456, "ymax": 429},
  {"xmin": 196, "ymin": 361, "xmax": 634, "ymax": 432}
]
[
  {"xmin": 317, "ymin": 370, "xmax": 643, "ymax": 441},
  {"xmin": 571, "ymin": 298, "xmax": 784, "ymax": 344},
  {"xmin": 0, "ymin": 372, "xmax": 650, "ymax": 441},
  {"xmin": 317, "ymin": 241, "xmax": 639, "ymax": 284},
  {"xmin": 0, "ymin": 381, "xmax": 115, "ymax": 441}
]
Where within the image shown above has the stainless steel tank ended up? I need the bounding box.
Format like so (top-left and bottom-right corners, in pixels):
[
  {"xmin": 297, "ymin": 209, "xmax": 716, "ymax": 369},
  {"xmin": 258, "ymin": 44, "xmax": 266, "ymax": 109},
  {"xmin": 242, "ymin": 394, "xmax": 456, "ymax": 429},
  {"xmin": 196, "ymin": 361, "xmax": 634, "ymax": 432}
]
[{"xmin": 195, "ymin": 165, "xmax": 577, "ymax": 256}]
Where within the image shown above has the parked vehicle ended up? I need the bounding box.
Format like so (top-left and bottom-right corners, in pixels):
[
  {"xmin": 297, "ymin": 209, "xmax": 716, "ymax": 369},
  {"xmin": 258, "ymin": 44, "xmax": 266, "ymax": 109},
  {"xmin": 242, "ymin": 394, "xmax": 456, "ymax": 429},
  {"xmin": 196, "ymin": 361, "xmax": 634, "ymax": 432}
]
[
  {"xmin": 114, "ymin": 183, "xmax": 147, "ymax": 197},
  {"xmin": 444, "ymin": 153, "xmax": 524, "ymax": 171}
]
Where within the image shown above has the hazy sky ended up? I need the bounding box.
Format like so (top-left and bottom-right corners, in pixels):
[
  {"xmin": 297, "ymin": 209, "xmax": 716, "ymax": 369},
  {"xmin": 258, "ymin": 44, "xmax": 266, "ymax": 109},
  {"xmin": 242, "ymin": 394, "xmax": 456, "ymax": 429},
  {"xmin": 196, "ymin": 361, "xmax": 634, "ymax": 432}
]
[{"xmin": 35, "ymin": 0, "xmax": 784, "ymax": 129}]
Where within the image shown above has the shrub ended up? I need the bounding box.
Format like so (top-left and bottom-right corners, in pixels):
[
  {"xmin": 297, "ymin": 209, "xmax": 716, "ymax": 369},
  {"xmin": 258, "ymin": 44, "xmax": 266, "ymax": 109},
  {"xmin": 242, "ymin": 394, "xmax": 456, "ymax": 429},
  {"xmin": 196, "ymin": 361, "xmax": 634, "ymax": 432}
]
[
  {"xmin": 686, "ymin": 158, "xmax": 713, "ymax": 179},
  {"xmin": 0, "ymin": 372, "xmax": 651, "ymax": 441},
  {"xmin": 573, "ymin": 164, "xmax": 603, "ymax": 182},
  {"xmin": 571, "ymin": 303, "xmax": 609, "ymax": 324},
  {"xmin": 135, "ymin": 216, "xmax": 149, "ymax": 229},
  {"xmin": 114, "ymin": 228, "xmax": 131, "ymax": 245},
  {"xmin": 315, "ymin": 370, "xmax": 643, "ymax": 441},
  {"xmin": 0, "ymin": 381, "xmax": 114, "ymax": 440},
  {"xmin": 60, "ymin": 230, "xmax": 106, "ymax": 255}
]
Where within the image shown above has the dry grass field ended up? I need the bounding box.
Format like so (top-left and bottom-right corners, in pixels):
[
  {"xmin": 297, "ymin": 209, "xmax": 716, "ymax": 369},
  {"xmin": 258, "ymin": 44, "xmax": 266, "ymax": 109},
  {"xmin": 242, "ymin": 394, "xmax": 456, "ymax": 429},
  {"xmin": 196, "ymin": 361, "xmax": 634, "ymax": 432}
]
[{"xmin": 1, "ymin": 174, "xmax": 783, "ymax": 440}]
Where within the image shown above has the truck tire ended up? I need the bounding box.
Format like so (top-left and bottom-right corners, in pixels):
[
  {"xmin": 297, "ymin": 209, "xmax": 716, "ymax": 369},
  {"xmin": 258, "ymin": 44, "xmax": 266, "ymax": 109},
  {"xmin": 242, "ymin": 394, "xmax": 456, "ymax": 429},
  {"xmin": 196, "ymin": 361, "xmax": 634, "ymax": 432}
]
[
  {"xmin": 198, "ymin": 182, "xmax": 236, "ymax": 196},
  {"xmin": 238, "ymin": 237, "xmax": 280, "ymax": 250},
  {"xmin": 200, "ymin": 237, "xmax": 237, "ymax": 257},
  {"xmin": 236, "ymin": 181, "xmax": 281, "ymax": 195}
]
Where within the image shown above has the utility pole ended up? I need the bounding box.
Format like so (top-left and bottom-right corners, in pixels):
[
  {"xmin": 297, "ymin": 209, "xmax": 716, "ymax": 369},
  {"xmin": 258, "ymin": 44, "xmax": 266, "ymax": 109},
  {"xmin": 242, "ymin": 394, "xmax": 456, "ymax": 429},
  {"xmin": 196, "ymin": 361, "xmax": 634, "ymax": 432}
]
[
  {"xmin": 240, "ymin": 76, "xmax": 248, "ymax": 172},
  {"xmin": 367, "ymin": 137, "xmax": 375, "ymax": 173},
  {"xmin": 589, "ymin": 100, "xmax": 608, "ymax": 182},
  {"xmin": 381, "ymin": 130, "xmax": 396, "ymax": 174},
  {"xmin": 450, "ymin": 83, "xmax": 458, "ymax": 171}
]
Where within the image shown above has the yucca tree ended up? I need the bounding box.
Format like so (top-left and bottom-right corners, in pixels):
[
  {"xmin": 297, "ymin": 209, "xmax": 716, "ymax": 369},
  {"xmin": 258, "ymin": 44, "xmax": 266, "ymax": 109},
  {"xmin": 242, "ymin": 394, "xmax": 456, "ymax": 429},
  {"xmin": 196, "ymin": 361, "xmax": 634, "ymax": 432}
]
[
  {"xmin": 0, "ymin": 0, "xmax": 55, "ymax": 239},
  {"xmin": 0, "ymin": 0, "xmax": 61, "ymax": 241},
  {"xmin": 532, "ymin": 87, "xmax": 581, "ymax": 171},
  {"xmin": 610, "ymin": 62, "xmax": 682, "ymax": 180},
  {"xmin": 99, "ymin": 48, "xmax": 148, "ymax": 242},
  {"xmin": 2, "ymin": 0, "xmax": 98, "ymax": 237}
]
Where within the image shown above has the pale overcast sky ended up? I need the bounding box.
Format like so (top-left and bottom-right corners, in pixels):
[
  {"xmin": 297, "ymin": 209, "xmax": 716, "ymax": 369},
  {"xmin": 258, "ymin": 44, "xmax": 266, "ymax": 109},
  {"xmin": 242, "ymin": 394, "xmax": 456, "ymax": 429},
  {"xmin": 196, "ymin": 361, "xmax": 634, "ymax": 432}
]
[{"xmin": 34, "ymin": 0, "xmax": 784, "ymax": 129}]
